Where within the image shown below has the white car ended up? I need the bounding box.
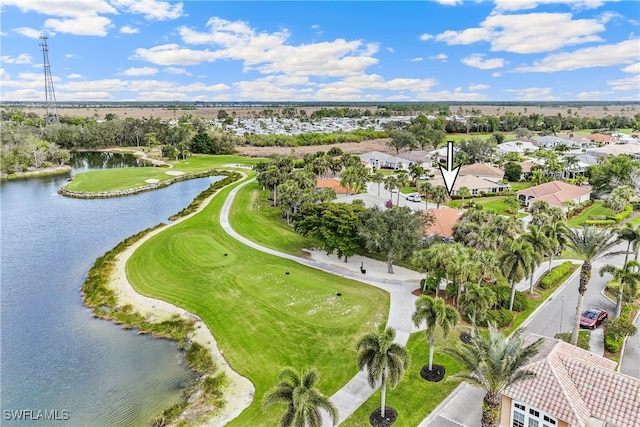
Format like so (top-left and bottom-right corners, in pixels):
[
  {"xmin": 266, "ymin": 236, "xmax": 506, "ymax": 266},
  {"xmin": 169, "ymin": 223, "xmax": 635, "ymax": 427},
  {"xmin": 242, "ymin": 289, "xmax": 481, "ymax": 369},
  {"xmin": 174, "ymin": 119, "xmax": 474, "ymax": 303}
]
[{"xmin": 406, "ymin": 194, "xmax": 422, "ymax": 202}]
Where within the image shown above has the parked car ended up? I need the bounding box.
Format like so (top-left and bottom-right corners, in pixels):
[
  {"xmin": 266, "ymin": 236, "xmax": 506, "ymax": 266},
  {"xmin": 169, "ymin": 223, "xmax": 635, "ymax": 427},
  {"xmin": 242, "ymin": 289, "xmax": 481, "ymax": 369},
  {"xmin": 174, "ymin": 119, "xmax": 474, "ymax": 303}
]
[
  {"xmin": 406, "ymin": 194, "xmax": 422, "ymax": 202},
  {"xmin": 580, "ymin": 308, "xmax": 608, "ymax": 329},
  {"xmin": 481, "ymin": 277, "xmax": 498, "ymax": 284},
  {"xmin": 391, "ymin": 188, "xmax": 398, "ymax": 193}
]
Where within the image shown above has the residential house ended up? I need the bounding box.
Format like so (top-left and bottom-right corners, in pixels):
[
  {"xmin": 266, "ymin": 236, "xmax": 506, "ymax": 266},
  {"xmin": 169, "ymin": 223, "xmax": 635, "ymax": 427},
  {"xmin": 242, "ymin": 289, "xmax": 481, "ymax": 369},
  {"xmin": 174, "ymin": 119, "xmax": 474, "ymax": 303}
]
[
  {"xmin": 587, "ymin": 133, "xmax": 617, "ymax": 144},
  {"xmin": 315, "ymin": 178, "xmax": 350, "ymax": 195},
  {"xmin": 587, "ymin": 142, "xmax": 640, "ymax": 160},
  {"xmin": 430, "ymin": 174, "xmax": 510, "ymax": 196},
  {"xmin": 423, "ymin": 206, "xmax": 463, "ymax": 238},
  {"xmin": 459, "ymin": 163, "xmax": 505, "ymax": 181},
  {"xmin": 497, "ymin": 139, "xmax": 540, "ymax": 156},
  {"xmin": 501, "ymin": 334, "xmax": 640, "ymax": 427},
  {"xmin": 536, "ymin": 136, "xmax": 575, "ymax": 149},
  {"xmin": 516, "ymin": 180, "xmax": 591, "ymax": 210},
  {"xmin": 359, "ymin": 151, "xmax": 408, "ymax": 170},
  {"xmin": 396, "ymin": 150, "xmax": 434, "ymax": 168},
  {"xmin": 517, "ymin": 161, "xmax": 537, "ymax": 181}
]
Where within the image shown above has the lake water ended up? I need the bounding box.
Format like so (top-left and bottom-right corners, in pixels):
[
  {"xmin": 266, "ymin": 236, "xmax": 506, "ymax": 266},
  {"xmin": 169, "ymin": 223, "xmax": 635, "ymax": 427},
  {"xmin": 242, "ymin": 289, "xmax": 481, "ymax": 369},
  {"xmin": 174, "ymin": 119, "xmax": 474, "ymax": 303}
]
[{"xmin": 1, "ymin": 155, "xmax": 223, "ymax": 426}]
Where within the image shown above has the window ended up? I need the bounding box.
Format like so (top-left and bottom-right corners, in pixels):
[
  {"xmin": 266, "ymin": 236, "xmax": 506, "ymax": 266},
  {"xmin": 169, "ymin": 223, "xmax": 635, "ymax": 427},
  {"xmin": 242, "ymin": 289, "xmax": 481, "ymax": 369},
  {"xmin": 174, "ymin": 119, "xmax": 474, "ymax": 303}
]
[
  {"xmin": 511, "ymin": 401, "xmax": 557, "ymax": 427},
  {"xmin": 528, "ymin": 419, "xmax": 539, "ymax": 427},
  {"xmin": 513, "ymin": 411, "xmax": 525, "ymax": 427}
]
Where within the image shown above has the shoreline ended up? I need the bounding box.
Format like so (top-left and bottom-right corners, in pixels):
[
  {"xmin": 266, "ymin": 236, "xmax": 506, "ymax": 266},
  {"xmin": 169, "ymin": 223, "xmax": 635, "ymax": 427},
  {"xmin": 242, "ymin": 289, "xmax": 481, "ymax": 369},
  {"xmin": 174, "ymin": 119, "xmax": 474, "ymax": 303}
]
[
  {"xmin": 102, "ymin": 173, "xmax": 254, "ymax": 426},
  {"xmin": 0, "ymin": 165, "xmax": 72, "ymax": 181}
]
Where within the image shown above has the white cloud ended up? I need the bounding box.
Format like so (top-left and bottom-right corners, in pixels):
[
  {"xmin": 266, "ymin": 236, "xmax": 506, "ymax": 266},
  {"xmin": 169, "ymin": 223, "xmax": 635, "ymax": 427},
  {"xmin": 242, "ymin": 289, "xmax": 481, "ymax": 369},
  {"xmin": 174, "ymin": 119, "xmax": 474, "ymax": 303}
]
[
  {"xmin": 419, "ymin": 33, "xmax": 433, "ymax": 41},
  {"xmin": 45, "ymin": 15, "xmax": 114, "ymax": 36},
  {"xmin": 311, "ymin": 24, "xmax": 320, "ymax": 29},
  {"xmin": 164, "ymin": 67, "xmax": 191, "ymax": 75},
  {"xmin": 434, "ymin": 0, "xmax": 463, "ymax": 5},
  {"xmin": 469, "ymin": 83, "xmax": 490, "ymax": 90},
  {"xmin": 387, "ymin": 47, "xmax": 395, "ymax": 53},
  {"xmin": 575, "ymin": 90, "xmax": 614, "ymax": 100},
  {"xmin": 136, "ymin": 17, "xmax": 381, "ymax": 77},
  {"xmin": 435, "ymin": 12, "xmax": 607, "ymax": 54},
  {"xmin": 410, "ymin": 57, "xmax": 424, "ymax": 62},
  {"xmin": 110, "ymin": 0, "xmax": 184, "ymax": 21},
  {"xmin": 430, "ymin": 53, "xmax": 448, "ymax": 62},
  {"xmin": 0, "ymin": 68, "xmax": 9, "ymax": 80},
  {"xmin": 57, "ymin": 79, "xmax": 127, "ymax": 91},
  {"xmin": 461, "ymin": 54, "xmax": 504, "ymax": 69},
  {"xmin": 120, "ymin": 25, "xmax": 139, "ymax": 34},
  {"xmin": 607, "ymin": 75, "xmax": 640, "ymax": 91},
  {"xmin": 621, "ymin": 62, "xmax": 640, "ymax": 73},
  {"xmin": 1, "ymin": 54, "xmax": 33, "ymax": 64},
  {"xmin": 493, "ymin": 0, "xmax": 610, "ymax": 12},
  {"xmin": 67, "ymin": 73, "xmax": 83, "ymax": 78},
  {"xmin": 12, "ymin": 27, "xmax": 44, "ymax": 39},
  {"xmin": 65, "ymin": 54, "xmax": 77, "ymax": 58},
  {"xmin": 121, "ymin": 66, "xmax": 159, "ymax": 76},
  {"xmin": 513, "ymin": 38, "xmax": 639, "ymax": 72},
  {"xmin": 492, "ymin": 72, "xmax": 502, "ymax": 77},
  {"xmin": 505, "ymin": 87, "xmax": 558, "ymax": 101}
]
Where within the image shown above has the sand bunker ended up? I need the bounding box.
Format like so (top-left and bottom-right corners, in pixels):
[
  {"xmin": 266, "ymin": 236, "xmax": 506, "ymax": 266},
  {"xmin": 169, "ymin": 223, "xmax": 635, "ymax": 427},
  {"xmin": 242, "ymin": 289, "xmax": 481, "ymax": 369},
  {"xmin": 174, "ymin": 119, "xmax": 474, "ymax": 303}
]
[
  {"xmin": 145, "ymin": 179, "xmax": 160, "ymax": 184},
  {"xmin": 165, "ymin": 170, "xmax": 186, "ymax": 176}
]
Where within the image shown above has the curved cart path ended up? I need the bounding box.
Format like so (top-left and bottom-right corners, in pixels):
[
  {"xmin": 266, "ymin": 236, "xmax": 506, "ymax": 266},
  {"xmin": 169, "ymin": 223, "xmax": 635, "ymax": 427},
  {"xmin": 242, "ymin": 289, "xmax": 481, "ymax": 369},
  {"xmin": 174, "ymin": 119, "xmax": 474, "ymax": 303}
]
[{"xmin": 220, "ymin": 178, "xmax": 422, "ymax": 425}]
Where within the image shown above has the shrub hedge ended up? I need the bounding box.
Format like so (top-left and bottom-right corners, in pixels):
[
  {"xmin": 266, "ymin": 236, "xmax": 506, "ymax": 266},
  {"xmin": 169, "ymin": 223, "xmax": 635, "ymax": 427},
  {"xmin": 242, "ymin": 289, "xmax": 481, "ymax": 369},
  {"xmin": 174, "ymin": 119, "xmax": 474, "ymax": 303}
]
[
  {"xmin": 539, "ymin": 261, "xmax": 575, "ymax": 289},
  {"xmin": 607, "ymin": 205, "xmax": 633, "ymax": 223},
  {"xmin": 477, "ymin": 308, "xmax": 515, "ymax": 328}
]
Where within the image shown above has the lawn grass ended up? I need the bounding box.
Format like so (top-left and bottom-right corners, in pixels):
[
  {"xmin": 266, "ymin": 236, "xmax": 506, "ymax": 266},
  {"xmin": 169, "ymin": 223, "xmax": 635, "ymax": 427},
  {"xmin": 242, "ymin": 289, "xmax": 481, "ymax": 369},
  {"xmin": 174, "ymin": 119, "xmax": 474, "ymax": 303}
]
[
  {"xmin": 448, "ymin": 195, "xmax": 523, "ymax": 217},
  {"xmin": 508, "ymin": 181, "xmax": 534, "ymax": 191},
  {"xmin": 341, "ymin": 330, "xmax": 463, "ymax": 427},
  {"xmin": 66, "ymin": 154, "xmax": 260, "ymax": 192},
  {"xmin": 126, "ymin": 179, "xmax": 390, "ymax": 426},
  {"xmin": 229, "ymin": 181, "xmax": 314, "ymax": 257},
  {"xmin": 567, "ymin": 201, "xmax": 612, "ymax": 227}
]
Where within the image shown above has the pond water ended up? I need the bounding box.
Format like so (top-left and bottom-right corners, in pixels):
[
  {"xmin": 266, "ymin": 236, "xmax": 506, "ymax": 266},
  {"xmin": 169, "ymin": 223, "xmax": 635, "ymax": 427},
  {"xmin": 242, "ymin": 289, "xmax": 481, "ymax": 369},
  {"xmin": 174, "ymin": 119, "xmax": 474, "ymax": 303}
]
[{"xmin": 1, "ymin": 153, "xmax": 223, "ymax": 426}]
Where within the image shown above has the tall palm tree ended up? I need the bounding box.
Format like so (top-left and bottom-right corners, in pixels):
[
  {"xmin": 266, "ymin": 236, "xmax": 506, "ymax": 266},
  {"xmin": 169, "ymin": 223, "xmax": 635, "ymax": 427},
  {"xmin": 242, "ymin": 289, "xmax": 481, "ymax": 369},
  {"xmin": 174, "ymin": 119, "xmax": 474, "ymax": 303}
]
[
  {"xmin": 370, "ymin": 169, "xmax": 386, "ymax": 197},
  {"xmin": 356, "ymin": 327, "xmax": 409, "ymax": 419},
  {"xmin": 384, "ymin": 175, "xmax": 398, "ymax": 202},
  {"xmin": 443, "ymin": 326, "xmax": 543, "ymax": 427},
  {"xmin": 458, "ymin": 283, "xmax": 496, "ymax": 331},
  {"xmin": 457, "ymin": 186, "xmax": 471, "ymax": 208},
  {"xmin": 432, "ymin": 185, "xmax": 449, "ymax": 209},
  {"xmin": 600, "ymin": 260, "xmax": 640, "ymax": 318},
  {"xmin": 614, "ymin": 223, "xmax": 640, "ymax": 314},
  {"xmin": 523, "ymin": 225, "xmax": 551, "ymax": 293},
  {"xmin": 412, "ymin": 296, "xmax": 459, "ymax": 372},
  {"xmin": 395, "ymin": 173, "xmax": 409, "ymax": 205},
  {"xmin": 262, "ymin": 367, "xmax": 338, "ymax": 427},
  {"xmin": 419, "ymin": 181, "xmax": 433, "ymax": 209},
  {"xmin": 543, "ymin": 221, "xmax": 569, "ymax": 272},
  {"xmin": 500, "ymin": 239, "xmax": 534, "ymax": 311},
  {"xmin": 566, "ymin": 227, "xmax": 621, "ymax": 345}
]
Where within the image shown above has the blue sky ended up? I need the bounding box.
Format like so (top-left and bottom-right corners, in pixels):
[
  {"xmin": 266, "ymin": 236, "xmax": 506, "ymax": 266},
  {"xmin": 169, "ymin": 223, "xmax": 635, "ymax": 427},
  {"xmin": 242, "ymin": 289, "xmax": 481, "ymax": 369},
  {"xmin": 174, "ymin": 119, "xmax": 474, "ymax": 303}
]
[{"xmin": 1, "ymin": 0, "xmax": 638, "ymax": 102}]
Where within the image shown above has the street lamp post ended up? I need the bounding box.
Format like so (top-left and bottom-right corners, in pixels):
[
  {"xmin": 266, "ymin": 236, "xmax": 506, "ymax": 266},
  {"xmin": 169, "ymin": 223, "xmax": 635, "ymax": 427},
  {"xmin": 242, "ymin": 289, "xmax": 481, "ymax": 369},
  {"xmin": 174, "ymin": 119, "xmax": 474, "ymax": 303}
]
[{"xmin": 559, "ymin": 295, "xmax": 565, "ymax": 334}]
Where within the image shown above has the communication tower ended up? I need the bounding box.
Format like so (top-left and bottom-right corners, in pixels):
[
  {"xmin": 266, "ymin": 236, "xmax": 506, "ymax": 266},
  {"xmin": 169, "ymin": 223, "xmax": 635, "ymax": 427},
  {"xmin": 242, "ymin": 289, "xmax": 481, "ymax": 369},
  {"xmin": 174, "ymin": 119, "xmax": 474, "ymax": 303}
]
[{"xmin": 39, "ymin": 35, "xmax": 59, "ymax": 125}]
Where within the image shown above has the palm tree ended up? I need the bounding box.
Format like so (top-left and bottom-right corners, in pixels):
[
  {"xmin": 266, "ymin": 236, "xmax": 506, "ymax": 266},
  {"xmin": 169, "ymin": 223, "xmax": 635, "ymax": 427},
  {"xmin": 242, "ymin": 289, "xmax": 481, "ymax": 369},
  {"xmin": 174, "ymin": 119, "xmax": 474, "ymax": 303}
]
[
  {"xmin": 432, "ymin": 185, "xmax": 449, "ymax": 209},
  {"xmin": 356, "ymin": 327, "xmax": 409, "ymax": 419},
  {"xmin": 384, "ymin": 175, "xmax": 398, "ymax": 202},
  {"xmin": 395, "ymin": 173, "xmax": 409, "ymax": 205},
  {"xmin": 566, "ymin": 227, "xmax": 621, "ymax": 345},
  {"xmin": 600, "ymin": 260, "xmax": 640, "ymax": 318},
  {"xmin": 262, "ymin": 367, "xmax": 338, "ymax": 427},
  {"xmin": 614, "ymin": 223, "xmax": 640, "ymax": 314},
  {"xmin": 458, "ymin": 283, "xmax": 496, "ymax": 331},
  {"xmin": 412, "ymin": 296, "xmax": 459, "ymax": 373},
  {"xmin": 543, "ymin": 221, "xmax": 569, "ymax": 272},
  {"xmin": 522, "ymin": 225, "xmax": 551, "ymax": 293},
  {"xmin": 443, "ymin": 326, "xmax": 543, "ymax": 427},
  {"xmin": 457, "ymin": 186, "xmax": 471, "ymax": 208},
  {"xmin": 370, "ymin": 169, "xmax": 385, "ymax": 197},
  {"xmin": 500, "ymin": 239, "xmax": 535, "ymax": 311},
  {"xmin": 419, "ymin": 181, "xmax": 433, "ymax": 209}
]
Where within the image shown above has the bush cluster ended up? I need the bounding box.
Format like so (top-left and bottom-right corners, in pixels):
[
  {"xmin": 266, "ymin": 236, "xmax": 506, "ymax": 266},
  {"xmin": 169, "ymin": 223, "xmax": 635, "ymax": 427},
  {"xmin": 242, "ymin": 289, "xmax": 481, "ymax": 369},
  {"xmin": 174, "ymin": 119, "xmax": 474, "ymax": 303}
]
[
  {"xmin": 604, "ymin": 304, "xmax": 637, "ymax": 353},
  {"xmin": 539, "ymin": 261, "xmax": 575, "ymax": 289},
  {"xmin": 607, "ymin": 205, "xmax": 633, "ymax": 223},
  {"xmin": 493, "ymin": 285, "xmax": 528, "ymax": 312},
  {"xmin": 477, "ymin": 308, "xmax": 515, "ymax": 328}
]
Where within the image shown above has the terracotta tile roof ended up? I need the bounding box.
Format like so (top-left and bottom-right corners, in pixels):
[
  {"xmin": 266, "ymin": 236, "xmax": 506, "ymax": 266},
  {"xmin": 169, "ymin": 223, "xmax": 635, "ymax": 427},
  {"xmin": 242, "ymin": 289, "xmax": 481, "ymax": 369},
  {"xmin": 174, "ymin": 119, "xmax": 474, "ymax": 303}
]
[
  {"xmin": 430, "ymin": 175, "xmax": 508, "ymax": 192},
  {"xmin": 518, "ymin": 161, "xmax": 536, "ymax": 173},
  {"xmin": 423, "ymin": 206, "xmax": 463, "ymax": 238},
  {"xmin": 516, "ymin": 180, "xmax": 590, "ymax": 207},
  {"xmin": 587, "ymin": 133, "xmax": 613, "ymax": 143},
  {"xmin": 315, "ymin": 178, "xmax": 350, "ymax": 194},
  {"xmin": 459, "ymin": 163, "xmax": 504, "ymax": 178},
  {"xmin": 504, "ymin": 336, "xmax": 640, "ymax": 427}
]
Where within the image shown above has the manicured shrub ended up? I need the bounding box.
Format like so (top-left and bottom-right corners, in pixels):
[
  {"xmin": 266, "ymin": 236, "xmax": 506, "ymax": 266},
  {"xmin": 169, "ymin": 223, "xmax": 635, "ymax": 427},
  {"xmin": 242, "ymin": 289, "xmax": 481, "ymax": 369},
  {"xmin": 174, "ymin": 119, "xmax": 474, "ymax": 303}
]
[
  {"xmin": 608, "ymin": 205, "xmax": 633, "ymax": 223},
  {"xmin": 605, "ymin": 335, "xmax": 622, "ymax": 353},
  {"xmin": 494, "ymin": 285, "xmax": 511, "ymax": 309},
  {"xmin": 512, "ymin": 291, "xmax": 529, "ymax": 312},
  {"xmin": 539, "ymin": 261, "xmax": 574, "ymax": 289},
  {"xmin": 477, "ymin": 308, "xmax": 514, "ymax": 328},
  {"xmin": 445, "ymin": 281, "xmax": 458, "ymax": 299},
  {"xmin": 603, "ymin": 304, "xmax": 638, "ymax": 354},
  {"xmin": 582, "ymin": 219, "xmax": 616, "ymax": 227}
]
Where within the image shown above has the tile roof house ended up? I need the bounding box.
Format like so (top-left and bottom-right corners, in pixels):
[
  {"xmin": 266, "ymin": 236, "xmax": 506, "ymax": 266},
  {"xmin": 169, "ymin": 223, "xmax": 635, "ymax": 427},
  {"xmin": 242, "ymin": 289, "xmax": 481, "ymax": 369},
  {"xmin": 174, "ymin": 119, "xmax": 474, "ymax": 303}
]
[
  {"xmin": 459, "ymin": 163, "xmax": 505, "ymax": 180},
  {"xmin": 423, "ymin": 206, "xmax": 463, "ymax": 238},
  {"xmin": 430, "ymin": 174, "xmax": 510, "ymax": 196},
  {"xmin": 315, "ymin": 178, "xmax": 350, "ymax": 195},
  {"xmin": 516, "ymin": 180, "xmax": 591, "ymax": 210},
  {"xmin": 587, "ymin": 143, "xmax": 640, "ymax": 160},
  {"xmin": 501, "ymin": 334, "xmax": 640, "ymax": 427},
  {"xmin": 587, "ymin": 133, "xmax": 617, "ymax": 144},
  {"xmin": 396, "ymin": 150, "xmax": 434, "ymax": 168},
  {"xmin": 359, "ymin": 151, "xmax": 409, "ymax": 170}
]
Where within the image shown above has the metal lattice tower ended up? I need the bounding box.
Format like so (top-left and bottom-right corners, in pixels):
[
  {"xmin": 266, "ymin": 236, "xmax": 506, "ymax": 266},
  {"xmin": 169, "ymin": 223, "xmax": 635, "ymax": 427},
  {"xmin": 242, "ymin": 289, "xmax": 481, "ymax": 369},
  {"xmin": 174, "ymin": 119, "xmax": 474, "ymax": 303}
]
[{"xmin": 39, "ymin": 35, "xmax": 59, "ymax": 125}]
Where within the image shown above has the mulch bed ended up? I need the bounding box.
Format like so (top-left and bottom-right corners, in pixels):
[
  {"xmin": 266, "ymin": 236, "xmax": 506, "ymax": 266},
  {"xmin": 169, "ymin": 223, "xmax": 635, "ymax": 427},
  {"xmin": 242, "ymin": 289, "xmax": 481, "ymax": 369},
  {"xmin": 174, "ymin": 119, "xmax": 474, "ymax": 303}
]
[
  {"xmin": 411, "ymin": 288, "xmax": 423, "ymax": 296},
  {"xmin": 369, "ymin": 407, "xmax": 398, "ymax": 427},
  {"xmin": 420, "ymin": 364, "xmax": 445, "ymax": 382},
  {"xmin": 460, "ymin": 331, "xmax": 473, "ymax": 344}
]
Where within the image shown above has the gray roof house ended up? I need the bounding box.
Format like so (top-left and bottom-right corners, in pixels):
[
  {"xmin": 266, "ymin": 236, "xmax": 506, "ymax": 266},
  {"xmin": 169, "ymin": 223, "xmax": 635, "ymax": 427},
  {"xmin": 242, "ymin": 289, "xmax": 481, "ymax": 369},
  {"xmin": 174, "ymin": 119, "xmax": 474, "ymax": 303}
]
[{"xmin": 359, "ymin": 151, "xmax": 409, "ymax": 170}]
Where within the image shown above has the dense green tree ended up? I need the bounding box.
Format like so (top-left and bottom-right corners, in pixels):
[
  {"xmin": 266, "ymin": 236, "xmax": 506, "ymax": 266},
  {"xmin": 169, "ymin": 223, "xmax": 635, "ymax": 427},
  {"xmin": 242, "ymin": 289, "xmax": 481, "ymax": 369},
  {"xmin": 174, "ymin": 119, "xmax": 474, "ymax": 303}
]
[
  {"xmin": 458, "ymin": 283, "xmax": 496, "ymax": 330},
  {"xmin": 386, "ymin": 129, "xmax": 416, "ymax": 154},
  {"xmin": 412, "ymin": 295, "xmax": 459, "ymax": 371},
  {"xmin": 356, "ymin": 327, "xmax": 409, "ymax": 419},
  {"xmin": 456, "ymin": 137, "xmax": 496, "ymax": 164},
  {"xmin": 262, "ymin": 367, "xmax": 338, "ymax": 427},
  {"xmin": 503, "ymin": 161, "xmax": 523, "ymax": 182},
  {"xmin": 359, "ymin": 206, "xmax": 430, "ymax": 273},
  {"xmin": 443, "ymin": 326, "xmax": 543, "ymax": 427},
  {"xmin": 605, "ymin": 185, "xmax": 635, "ymax": 214},
  {"xmin": 587, "ymin": 155, "xmax": 638, "ymax": 193}
]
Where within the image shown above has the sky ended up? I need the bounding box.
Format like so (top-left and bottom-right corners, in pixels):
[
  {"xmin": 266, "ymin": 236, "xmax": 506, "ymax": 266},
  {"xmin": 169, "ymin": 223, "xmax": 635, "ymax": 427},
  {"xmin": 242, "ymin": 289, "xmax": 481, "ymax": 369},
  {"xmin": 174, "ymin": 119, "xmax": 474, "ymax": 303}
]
[{"xmin": 1, "ymin": 0, "xmax": 639, "ymax": 103}]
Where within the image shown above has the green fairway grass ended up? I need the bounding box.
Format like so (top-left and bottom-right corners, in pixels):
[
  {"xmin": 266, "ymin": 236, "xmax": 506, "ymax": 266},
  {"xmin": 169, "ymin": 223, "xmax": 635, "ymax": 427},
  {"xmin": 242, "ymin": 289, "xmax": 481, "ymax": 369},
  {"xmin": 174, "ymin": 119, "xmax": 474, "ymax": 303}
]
[
  {"xmin": 341, "ymin": 330, "xmax": 463, "ymax": 427},
  {"xmin": 567, "ymin": 201, "xmax": 612, "ymax": 227},
  {"xmin": 126, "ymin": 180, "xmax": 390, "ymax": 426},
  {"xmin": 65, "ymin": 154, "xmax": 262, "ymax": 193},
  {"xmin": 230, "ymin": 181, "xmax": 314, "ymax": 257}
]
